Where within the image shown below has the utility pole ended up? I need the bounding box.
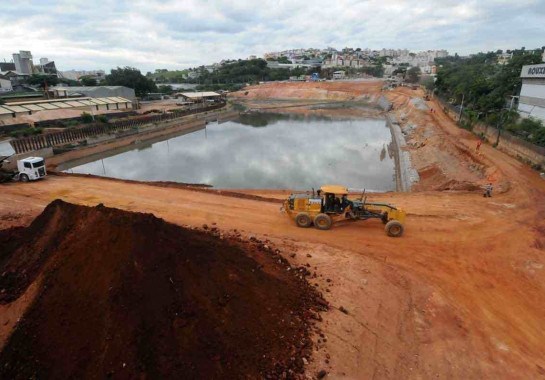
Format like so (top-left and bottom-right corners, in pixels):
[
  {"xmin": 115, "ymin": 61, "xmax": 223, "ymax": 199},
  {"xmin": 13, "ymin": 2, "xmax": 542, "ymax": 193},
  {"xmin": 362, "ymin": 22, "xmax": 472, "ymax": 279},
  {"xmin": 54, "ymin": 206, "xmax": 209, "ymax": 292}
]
[
  {"xmin": 496, "ymin": 96, "xmax": 518, "ymax": 146},
  {"xmin": 458, "ymin": 93, "xmax": 465, "ymax": 121}
]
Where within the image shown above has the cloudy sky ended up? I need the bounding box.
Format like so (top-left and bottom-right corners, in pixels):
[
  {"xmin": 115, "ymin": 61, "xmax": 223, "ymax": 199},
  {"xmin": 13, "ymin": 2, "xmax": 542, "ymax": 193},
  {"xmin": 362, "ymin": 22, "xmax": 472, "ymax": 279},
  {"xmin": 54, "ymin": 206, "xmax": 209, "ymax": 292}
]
[{"xmin": 1, "ymin": 0, "xmax": 543, "ymax": 72}]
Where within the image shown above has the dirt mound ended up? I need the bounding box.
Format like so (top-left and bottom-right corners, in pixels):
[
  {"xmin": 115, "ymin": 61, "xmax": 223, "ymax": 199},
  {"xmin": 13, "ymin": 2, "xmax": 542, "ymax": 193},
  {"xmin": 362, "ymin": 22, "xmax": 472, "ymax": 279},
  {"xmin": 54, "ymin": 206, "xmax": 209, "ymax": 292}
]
[
  {"xmin": 0, "ymin": 200, "xmax": 325, "ymax": 379},
  {"xmin": 230, "ymin": 81, "xmax": 383, "ymax": 101}
]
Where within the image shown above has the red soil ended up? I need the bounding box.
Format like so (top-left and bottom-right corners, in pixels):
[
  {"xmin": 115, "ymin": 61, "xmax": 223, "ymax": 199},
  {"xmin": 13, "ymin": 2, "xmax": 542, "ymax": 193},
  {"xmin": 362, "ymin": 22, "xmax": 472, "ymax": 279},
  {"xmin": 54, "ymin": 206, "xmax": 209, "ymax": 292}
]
[{"xmin": 0, "ymin": 200, "xmax": 326, "ymax": 379}]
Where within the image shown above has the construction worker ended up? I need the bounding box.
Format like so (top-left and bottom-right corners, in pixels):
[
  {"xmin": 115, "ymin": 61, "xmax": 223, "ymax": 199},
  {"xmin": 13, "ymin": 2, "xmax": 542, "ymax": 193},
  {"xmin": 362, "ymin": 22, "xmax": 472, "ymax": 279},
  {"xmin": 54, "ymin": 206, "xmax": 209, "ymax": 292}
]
[
  {"xmin": 324, "ymin": 193, "xmax": 334, "ymax": 212},
  {"xmin": 341, "ymin": 194, "xmax": 352, "ymax": 210},
  {"xmin": 333, "ymin": 196, "xmax": 341, "ymax": 212},
  {"xmin": 483, "ymin": 183, "xmax": 493, "ymax": 198}
]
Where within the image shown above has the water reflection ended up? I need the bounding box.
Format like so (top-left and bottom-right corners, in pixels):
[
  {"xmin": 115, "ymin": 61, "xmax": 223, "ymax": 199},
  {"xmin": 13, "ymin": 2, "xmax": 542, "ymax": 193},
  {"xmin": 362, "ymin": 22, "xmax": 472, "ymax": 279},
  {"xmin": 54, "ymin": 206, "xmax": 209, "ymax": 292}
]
[{"xmin": 65, "ymin": 114, "xmax": 395, "ymax": 190}]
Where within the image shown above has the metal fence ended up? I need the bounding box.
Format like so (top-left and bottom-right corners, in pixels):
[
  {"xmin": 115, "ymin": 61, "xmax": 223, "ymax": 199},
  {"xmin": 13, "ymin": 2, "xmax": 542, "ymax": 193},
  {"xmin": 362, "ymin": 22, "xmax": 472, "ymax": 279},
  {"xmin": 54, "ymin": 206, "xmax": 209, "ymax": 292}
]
[{"xmin": 10, "ymin": 102, "xmax": 226, "ymax": 154}]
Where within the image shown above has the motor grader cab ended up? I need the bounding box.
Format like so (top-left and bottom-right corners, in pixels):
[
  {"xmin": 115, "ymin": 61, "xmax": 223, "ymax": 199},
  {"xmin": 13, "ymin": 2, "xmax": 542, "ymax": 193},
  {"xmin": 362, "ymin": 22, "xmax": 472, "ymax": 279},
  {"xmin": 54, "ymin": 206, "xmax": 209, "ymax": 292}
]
[{"xmin": 282, "ymin": 184, "xmax": 406, "ymax": 237}]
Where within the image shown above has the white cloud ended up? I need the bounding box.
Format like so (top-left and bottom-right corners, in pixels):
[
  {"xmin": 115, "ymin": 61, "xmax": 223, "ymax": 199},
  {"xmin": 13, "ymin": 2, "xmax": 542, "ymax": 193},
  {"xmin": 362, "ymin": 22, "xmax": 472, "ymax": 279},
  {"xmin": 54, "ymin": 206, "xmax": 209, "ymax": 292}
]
[{"xmin": 0, "ymin": 0, "xmax": 543, "ymax": 72}]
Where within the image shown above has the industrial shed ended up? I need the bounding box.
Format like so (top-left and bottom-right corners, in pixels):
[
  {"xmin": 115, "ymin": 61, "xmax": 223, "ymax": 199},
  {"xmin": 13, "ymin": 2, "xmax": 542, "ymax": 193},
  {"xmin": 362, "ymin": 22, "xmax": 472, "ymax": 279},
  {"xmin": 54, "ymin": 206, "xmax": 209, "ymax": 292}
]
[
  {"xmin": 0, "ymin": 97, "xmax": 133, "ymax": 123},
  {"xmin": 53, "ymin": 86, "xmax": 136, "ymax": 100},
  {"xmin": 174, "ymin": 91, "xmax": 223, "ymax": 103}
]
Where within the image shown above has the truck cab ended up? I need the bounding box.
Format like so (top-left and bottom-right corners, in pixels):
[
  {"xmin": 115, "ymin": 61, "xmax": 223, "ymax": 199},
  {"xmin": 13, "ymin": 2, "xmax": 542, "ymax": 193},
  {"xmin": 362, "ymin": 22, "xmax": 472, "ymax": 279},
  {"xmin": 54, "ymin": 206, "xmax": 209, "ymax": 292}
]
[{"xmin": 17, "ymin": 157, "xmax": 46, "ymax": 182}]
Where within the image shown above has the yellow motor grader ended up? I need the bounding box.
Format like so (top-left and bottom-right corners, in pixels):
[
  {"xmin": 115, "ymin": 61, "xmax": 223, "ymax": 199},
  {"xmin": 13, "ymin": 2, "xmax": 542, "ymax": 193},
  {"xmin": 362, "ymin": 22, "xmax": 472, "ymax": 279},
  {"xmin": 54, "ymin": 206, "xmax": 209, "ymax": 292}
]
[{"xmin": 282, "ymin": 185, "xmax": 406, "ymax": 237}]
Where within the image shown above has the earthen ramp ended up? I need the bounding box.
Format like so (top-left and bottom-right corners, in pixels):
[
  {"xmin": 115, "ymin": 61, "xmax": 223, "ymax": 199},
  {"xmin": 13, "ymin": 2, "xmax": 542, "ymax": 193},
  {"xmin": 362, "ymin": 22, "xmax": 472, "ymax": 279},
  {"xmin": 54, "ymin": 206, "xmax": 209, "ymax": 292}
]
[{"xmin": 0, "ymin": 200, "xmax": 325, "ymax": 379}]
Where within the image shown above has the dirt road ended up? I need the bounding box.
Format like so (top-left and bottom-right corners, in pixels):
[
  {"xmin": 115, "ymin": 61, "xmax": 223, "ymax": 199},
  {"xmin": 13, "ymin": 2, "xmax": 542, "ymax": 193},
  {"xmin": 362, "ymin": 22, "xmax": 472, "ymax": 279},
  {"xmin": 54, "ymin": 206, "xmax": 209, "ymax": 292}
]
[{"xmin": 1, "ymin": 82, "xmax": 545, "ymax": 379}]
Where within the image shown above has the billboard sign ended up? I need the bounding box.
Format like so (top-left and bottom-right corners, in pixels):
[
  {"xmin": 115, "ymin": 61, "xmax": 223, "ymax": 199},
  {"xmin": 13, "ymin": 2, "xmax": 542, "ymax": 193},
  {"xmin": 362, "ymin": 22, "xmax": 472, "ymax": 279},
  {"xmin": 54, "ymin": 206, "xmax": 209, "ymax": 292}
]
[{"xmin": 521, "ymin": 64, "xmax": 545, "ymax": 78}]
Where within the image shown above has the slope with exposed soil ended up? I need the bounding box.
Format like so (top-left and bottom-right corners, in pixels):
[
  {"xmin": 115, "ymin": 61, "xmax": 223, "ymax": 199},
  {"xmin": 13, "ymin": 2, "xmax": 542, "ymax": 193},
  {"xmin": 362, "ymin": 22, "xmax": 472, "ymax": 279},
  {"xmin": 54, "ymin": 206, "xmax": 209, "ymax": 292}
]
[
  {"xmin": 231, "ymin": 80, "xmax": 383, "ymax": 101},
  {"xmin": 0, "ymin": 200, "xmax": 325, "ymax": 379},
  {"xmin": 1, "ymin": 81, "xmax": 545, "ymax": 378}
]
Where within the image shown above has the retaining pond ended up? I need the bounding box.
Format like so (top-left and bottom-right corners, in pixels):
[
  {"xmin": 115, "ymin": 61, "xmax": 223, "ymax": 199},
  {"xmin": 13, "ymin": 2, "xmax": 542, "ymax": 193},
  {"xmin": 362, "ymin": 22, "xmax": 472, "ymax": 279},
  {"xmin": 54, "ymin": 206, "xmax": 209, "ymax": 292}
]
[{"xmin": 60, "ymin": 113, "xmax": 396, "ymax": 191}]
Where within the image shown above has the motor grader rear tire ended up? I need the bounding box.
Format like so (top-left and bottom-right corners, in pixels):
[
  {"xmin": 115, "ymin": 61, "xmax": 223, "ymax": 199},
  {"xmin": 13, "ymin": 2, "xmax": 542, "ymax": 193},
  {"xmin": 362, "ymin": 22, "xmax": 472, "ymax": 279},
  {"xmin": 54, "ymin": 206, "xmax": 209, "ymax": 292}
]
[
  {"xmin": 385, "ymin": 220, "xmax": 404, "ymax": 237},
  {"xmin": 314, "ymin": 213, "xmax": 332, "ymax": 230},
  {"xmin": 295, "ymin": 213, "xmax": 312, "ymax": 228}
]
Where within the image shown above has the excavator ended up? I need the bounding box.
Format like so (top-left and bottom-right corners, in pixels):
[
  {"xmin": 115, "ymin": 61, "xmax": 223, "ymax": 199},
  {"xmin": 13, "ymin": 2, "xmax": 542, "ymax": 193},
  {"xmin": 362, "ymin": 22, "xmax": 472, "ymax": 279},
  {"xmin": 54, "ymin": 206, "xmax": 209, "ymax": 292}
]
[{"xmin": 282, "ymin": 184, "xmax": 406, "ymax": 237}]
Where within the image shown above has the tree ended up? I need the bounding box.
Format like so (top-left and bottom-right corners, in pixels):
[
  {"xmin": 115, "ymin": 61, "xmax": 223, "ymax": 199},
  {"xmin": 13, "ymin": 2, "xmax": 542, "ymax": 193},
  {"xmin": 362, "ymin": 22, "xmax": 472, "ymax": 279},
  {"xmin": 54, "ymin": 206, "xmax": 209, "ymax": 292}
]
[
  {"xmin": 158, "ymin": 85, "xmax": 173, "ymax": 94},
  {"xmin": 421, "ymin": 76, "xmax": 435, "ymax": 91},
  {"xmin": 26, "ymin": 74, "xmax": 58, "ymax": 88},
  {"xmin": 80, "ymin": 76, "xmax": 97, "ymax": 86},
  {"xmin": 277, "ymin": 56, "xmax": 292, "ymax": 64},
  {"xmin": 405, "ymin": 67, "xmax": 421, "ymax": 83},
  {"xmin": 80, "ymin": 112, "xmax": 94, "ymax": 123},
  {"xmin": 105, "ymin": 67, "xmax": 157, "ymax": 97}
]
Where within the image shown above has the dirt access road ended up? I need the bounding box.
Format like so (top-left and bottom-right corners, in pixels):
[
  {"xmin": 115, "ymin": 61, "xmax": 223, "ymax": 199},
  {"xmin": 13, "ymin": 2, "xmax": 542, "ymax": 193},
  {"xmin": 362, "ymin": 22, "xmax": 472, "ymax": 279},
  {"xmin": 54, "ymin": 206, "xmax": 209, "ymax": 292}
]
[{"xmin": 1, "ymin": 82, "xmax": 545, "ymax": 379}]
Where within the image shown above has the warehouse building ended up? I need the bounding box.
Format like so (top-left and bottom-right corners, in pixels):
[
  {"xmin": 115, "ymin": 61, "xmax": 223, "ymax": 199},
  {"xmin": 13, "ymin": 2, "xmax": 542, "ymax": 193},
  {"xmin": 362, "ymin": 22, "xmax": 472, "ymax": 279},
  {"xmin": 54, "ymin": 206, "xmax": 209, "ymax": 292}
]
[
  {"xmin": 518, "ymin": 63, "xmax": 545, "ymax": 123},
  {"xmin": 0, "ymin": 97, "xmax": 133, "ymax": 123},
  {"xmin": 53, "ymin": 86, "xmax": 136, "ymax": 100},
  {"xmin": 174, "ymin": 91, "xmax": 223, "ymax": 103}
]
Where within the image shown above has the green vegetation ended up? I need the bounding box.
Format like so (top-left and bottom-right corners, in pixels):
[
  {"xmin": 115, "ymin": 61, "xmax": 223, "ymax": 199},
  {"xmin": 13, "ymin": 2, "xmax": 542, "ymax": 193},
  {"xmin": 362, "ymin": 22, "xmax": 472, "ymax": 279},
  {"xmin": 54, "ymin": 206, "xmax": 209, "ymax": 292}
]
[
  {"xmin": 503, "ymin": 114, "xmax": 545, "ymax": 145},
  {"xmin": 96, "ymin": 115, "xmax": 109, "ymax": 124},
  {"xmin": 80, "ymin": 76, "xmax": 97, "ymax": 86},
  {"xmin": 9, "ymin": 127, "xmax": 43, "ymax": 138},
  {"xmin": 157, "ymin": 85, "xmax": 174, "ymax": 94},
  {"xmin": 434, "ymin": 47, "xmax": 545, "ymax": 147},
  {"xmin": 149, "ymin": 56, "xmax": 386, "ymax": 92},
  {"xmin": 26, "ymin": 74, "xmax": 59, "ymax": 88},
  {"xmin": 105, "ymin": 67, "xmax": 157, "ymax": 97},
  {"xmin": 405, "ymin": 67, "xmax": 421, "ymax": 83},
  {"xmin": 321, "ymin": 64, "xmax": 383, "ymax": 79},
  {"xmin": 80, "ymin": 112, "xmax": 94, "ymax": 123},
  {"xmin": 148, "ymin": 69, "xmax": 189, "ymax": 83},
  {"xmin": 277, "ymin": 56, "xmax": 292, "ymax": 64},
  {"xmin": 187, "ymin": 59, "xmax": 311, "ymax": 86}
]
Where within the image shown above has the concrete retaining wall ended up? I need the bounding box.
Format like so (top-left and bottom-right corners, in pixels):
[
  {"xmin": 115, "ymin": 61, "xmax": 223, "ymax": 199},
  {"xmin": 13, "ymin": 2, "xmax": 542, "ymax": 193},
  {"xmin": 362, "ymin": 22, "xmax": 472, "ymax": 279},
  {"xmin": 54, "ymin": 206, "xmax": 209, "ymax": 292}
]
[
  {"xmin": 386, "ymin": 115, "xmax": 420, "ymax": 192},
  {"xmin": 377, "ymin": 96, "xmax": 393, "ymax": 111}
]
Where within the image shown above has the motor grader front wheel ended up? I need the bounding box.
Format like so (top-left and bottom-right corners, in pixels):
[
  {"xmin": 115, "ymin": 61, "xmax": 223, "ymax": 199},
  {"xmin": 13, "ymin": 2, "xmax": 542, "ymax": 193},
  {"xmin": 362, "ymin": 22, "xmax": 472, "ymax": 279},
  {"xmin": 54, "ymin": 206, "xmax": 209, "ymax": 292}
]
[
  {"xmin": 385, "ymin": 220, "xmax": 404, "ymax": 237},
  {"xmin": 314, "ymin": 213, "xmax": 332, "ymax": 230},
  {"xmin": 295, "ymin": 213, "xmax": 312, "ymax": 228}
]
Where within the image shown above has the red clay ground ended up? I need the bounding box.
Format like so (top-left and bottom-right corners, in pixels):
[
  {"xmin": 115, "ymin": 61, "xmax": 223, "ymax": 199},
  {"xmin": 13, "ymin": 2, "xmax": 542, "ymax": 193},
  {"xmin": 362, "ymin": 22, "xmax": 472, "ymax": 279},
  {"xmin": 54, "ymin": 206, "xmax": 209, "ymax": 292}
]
[
  {"xmin": 0, "ymin": 200, "xmax": 325, "ymax": 379},
  {"xmin": 1, "ymin": 81, "xmax": 545, "ymax": 379}
]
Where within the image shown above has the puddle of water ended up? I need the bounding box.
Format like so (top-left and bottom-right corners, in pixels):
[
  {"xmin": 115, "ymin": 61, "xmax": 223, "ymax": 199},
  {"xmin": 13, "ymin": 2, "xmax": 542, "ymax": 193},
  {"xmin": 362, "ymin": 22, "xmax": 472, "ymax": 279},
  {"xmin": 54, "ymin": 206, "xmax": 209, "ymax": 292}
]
[{"xmin": 63, "ymin": 113, "xmax": 396, "ymax": 190}]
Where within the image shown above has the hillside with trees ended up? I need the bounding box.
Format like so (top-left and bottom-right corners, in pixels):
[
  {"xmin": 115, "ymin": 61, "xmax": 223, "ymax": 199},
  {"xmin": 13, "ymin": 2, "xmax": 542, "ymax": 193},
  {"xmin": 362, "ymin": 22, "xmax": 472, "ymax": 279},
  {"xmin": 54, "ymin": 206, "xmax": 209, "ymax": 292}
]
[
  {"xmin": 185, "ymin": 59, "xmax": 311, "ymax": 91},
  {"xmin": 434, "ymin": 48, "xmax": 545, "ymax": 147},
  {"xmin": 105, "ymin": 67, "xmax": 157, "ymax": 97}
]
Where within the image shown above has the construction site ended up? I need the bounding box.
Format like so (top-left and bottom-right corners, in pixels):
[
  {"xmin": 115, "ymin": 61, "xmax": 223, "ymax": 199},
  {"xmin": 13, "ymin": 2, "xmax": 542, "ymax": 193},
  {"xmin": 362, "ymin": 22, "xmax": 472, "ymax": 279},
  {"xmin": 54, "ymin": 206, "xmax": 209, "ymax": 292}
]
[{"xmin": 1, "ymin": 80, "xmax": 545, "ymax": 379}]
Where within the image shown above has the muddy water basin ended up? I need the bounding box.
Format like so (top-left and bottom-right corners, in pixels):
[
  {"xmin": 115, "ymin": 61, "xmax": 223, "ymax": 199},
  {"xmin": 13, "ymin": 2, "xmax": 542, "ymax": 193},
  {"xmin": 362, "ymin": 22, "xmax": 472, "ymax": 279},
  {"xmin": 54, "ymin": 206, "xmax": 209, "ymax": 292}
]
[{"xmin": 61, "ymin": 113, "xmax": 396, "ymax": 190}]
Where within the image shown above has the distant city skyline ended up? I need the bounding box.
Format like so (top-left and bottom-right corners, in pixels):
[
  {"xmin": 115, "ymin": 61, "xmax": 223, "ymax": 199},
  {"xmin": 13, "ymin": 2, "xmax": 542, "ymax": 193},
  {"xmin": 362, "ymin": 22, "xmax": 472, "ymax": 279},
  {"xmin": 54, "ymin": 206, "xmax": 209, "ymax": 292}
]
[{"xmin": 1, "ymin": 0, "xmax": 543, "ymax": 72}]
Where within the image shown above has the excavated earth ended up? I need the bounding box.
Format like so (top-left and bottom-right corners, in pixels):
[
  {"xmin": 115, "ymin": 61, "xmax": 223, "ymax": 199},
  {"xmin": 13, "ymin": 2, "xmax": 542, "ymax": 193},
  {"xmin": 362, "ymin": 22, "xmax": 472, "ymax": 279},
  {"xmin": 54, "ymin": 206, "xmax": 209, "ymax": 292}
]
[
  {"xmin": 0, "ymin": 200, "xmax": 326, "ymax": 379},
  {"xmin": 2, "ymin": 81, "xmax": 545, "ymax": 379}
]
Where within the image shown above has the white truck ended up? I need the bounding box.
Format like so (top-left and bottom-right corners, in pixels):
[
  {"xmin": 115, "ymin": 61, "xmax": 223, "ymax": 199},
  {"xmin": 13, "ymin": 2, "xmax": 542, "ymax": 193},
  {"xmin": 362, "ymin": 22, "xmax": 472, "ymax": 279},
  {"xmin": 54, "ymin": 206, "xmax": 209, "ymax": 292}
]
[
  {"xmin": 0, "ymin": 156, "xmax": 47, "ymax": 183},
  {"xmin": 17, "ymin": 157, "xmax": 47, "ymax": 182}
]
